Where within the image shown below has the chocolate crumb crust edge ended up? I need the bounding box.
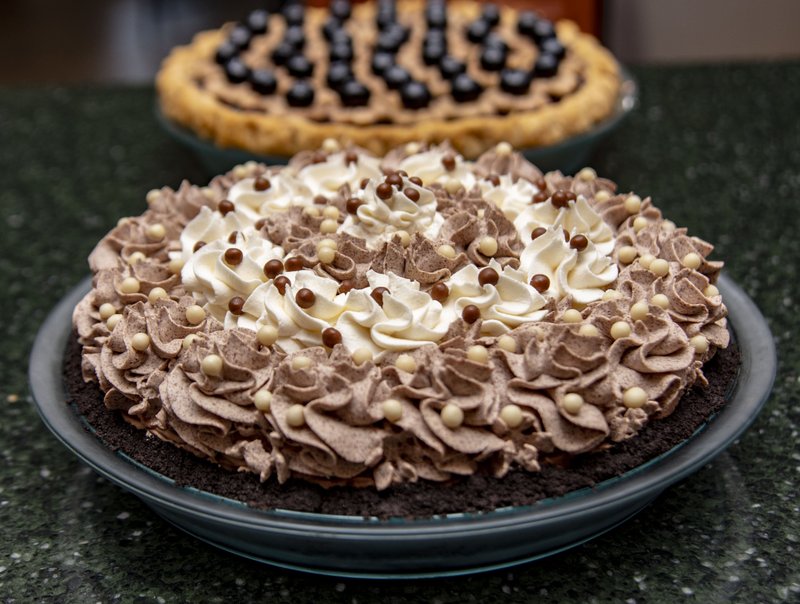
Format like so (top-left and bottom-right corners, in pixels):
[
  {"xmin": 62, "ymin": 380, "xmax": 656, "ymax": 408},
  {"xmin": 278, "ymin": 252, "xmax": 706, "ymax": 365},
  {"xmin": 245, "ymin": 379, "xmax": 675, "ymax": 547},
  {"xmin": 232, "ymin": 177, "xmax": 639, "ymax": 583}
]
[{"xmin": 63, "ymin": 332, "xmax": 740, "ymax": 520}]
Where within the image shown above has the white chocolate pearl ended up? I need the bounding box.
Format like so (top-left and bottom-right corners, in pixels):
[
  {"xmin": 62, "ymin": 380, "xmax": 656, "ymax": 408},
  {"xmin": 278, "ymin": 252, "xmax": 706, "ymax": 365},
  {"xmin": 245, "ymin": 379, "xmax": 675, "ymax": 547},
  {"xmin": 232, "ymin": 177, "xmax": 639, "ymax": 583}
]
[
  {"xmin": 303, "ymin": 206, "xmax": 320, "ymax": 218},
  {"xmin": 478, "ymin": 236, "xmax": 499, "ymax": 257},
  {"xmin": 322, "ymin": 206, "xmax": 340, "ymax": 220},
  {"xmin": 201, "ymin": 354, "xmax": 223, "ymax": 377},
  {"xmin": 145, "ymin": 189, "xmax": 160, "ymax": 205},
  {"xmin": 633, "ymin": 216, "xmax": 649, "ymax": 232},
  {"xmin": 437, "ymin": 244, "xmax": 456, "ymax": 259},
  {"xmin": 404, "ymin": 142, "xmax": 421, "ymax": 155},
  {"xmin": 98, "ymin": 303, "xmax": 116, "ymax": 320},
  {"xmin": 320, "ymin": 218, "xmax": 338, "ymax": 234},
  {"xmin": 257, "ymin": 325, "xmax": 278, "ymax": 347},
  {"xmin": 182, "ymin": 333, "xmax": 198, "ymax": 350},
  {"xmin": 662, "ymin": 219, "xmax": 676, "ymax": 232},
  {"xmin": 638, "ymin": 253, "xmax": 656, "ymax": 269},
  {"xmin": 618, "ymin": 246, "xmax": 638, "ymax": 264},
  {"xmin": 352, "ymin": 347, "xmax": 373, "ymax": 365},
  {"xmin": 317, "ymin": 238, "xmax": 338, "ymax": 252},
  {"xmin": 106, "ymin": 314, "xmax": 123, "ymax": 330},
  {"xmin": 168, "ymin": 258, "xmax": 184, "ymax": 274},
  {"xmin": 131, "ymin": 333, "xmax": 150, "ymax": 351},
  {"xmin": 291, "ymin": 356, "xmax": 312, "ymax": 370},
  {"xmin": 650, "ymin": 258, "xmax": 670, "ymax": 277},
  {"xmin": 651, "ymin": 294, "xmax": 670, "ymax": 309},
  {"xmin": 682, "ymin": 252, "xmax": 702, "ymax": 270},
  {"xmin": 286, "ymin": 404, "xmax": 306, "ymax": 428},
  {"xmin": 127, "ymin": 252, "xmax": 146, "ymax": 265},
  {"xmin": 253, "ymin": 390, "xmax": 272, "ymax": 412},
  {"xmin": 244, "ymin": 161, "xmax": 258, "ymax": 170},
  {"xmin": 444, "ymin": 179, "xmax": 462, "ymax": 194},
  {"xmin": 201, "ymin": 187, "xmax": 216, "ymax": 200},
  {"xmin": 185, "ymin": 305, "xmax": 206, "ymax": 325},
  {"xmin": 594, "ymin": 190, "xmax": 611, "ymax": 203},
  {"xmin": 495, "ymin": 141, "xmax": 513, "ymax": 156},
  {"xmin": 690, "ymin": 335, "xmax": 709, "ymax": 354},
  {"xmin": 395, "ymin": 230, "xmax": 411, "ymax": 247},
  {"xmin": 477, "ymin": 209, "xmax": 485, "ymax": 219},
  {"xmin": 148, "ymin": 287, "xmax": 168, "ymax": 303},
  {"xmin": 577, "ymin": 167, "xmax": 597, "ymax": 181},
  {"xmin": 704, "ymin": 284, "xmax": 720, "ymax": 297},
  {"xmin": 563, "ymin": 393, "xmax": 584, "ymax": 415},
  {"xmin": 321, "ymin": 138, "xmax": 340, "ymax": 152},
  {"xmin": 382, "ymin": 399, "xmax": 403, "ymax": 423},
  {"xmin": 318, "ymin": 246, "xmax": 336, "ymax": 264},
  {"xmin": 562, "ymin": 309, "xmax": 582, "ymax": 323},
  {"xmin": 623, "ymin": 387, "xmax": 648, "ymax": 409},
  {"xmin": 146, "ymin": 223, "xmax": 166, "ymax": 241},
  {"xmin": 602, "ymin": 289, "xmax": 620, "ymax": 301},
  {"xmin": 630, "ymin": 301, "xmax": 649, "ymax": 321},
  {"xmin": 578, "ymin": 324, "xmax": 600, "ymax": 337},
  {"xmin": 500, "ymin": 404, "xmax": 523, "ymax": 428},
  {"xmin": 232, "ymin": 165, "xmax": 248, "ymax": 179},
  {"xmin": 441, "ymin": 404, "xmax": 464, "ymax": 429},
  {"xmin": 624, "ymin": 194, "xmax": 642, "ymax": 214},
  {"xmin": 395, "ymin": 354, "xmax": 417, "ymax": 373},
  {"xmin": 610, "ymin": 321, "xmax": 632, "ymax": 339},
  {"xmin": 117, "ymin": 218, "xmax": 130, "ymax": 228},
  {"xmin": 119, "ymin": 277, "xmax": 140, "ymax": 294},
  {"xmin": 497, "ymin": 334, "xmax": 517, "ymax": 352},
  {"xmin": 466, "ymin": 345, "xmax": 489, "ymax": 363}
]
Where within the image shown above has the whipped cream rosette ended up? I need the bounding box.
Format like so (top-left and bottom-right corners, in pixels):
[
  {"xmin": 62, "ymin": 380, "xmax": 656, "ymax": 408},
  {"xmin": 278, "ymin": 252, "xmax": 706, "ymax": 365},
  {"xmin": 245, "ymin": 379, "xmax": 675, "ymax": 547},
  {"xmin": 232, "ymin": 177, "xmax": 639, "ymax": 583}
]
[{"xmin": 74, "ymin": 141, "xmax": 729, "ymax": 490}]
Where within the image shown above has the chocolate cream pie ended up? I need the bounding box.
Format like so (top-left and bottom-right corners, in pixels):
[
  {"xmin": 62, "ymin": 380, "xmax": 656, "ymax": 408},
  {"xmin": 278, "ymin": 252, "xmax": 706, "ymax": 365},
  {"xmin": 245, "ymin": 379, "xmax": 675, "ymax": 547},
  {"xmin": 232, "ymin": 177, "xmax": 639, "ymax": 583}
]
[
  {"xmin": 72, "ymin": 142, "xmax": 730, "ymax": 497},
  {"xmin": 157, "ymin": 0, "xmax": 621, "ymax": 157}
]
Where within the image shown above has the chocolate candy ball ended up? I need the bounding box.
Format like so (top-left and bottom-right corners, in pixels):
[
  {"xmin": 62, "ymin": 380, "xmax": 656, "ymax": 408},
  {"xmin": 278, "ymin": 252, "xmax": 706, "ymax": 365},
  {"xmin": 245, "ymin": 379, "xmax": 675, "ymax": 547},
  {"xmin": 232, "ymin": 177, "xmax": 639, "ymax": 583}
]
[
  {"xmin": 482, "ymin": 3, "xmax": 500, "ymax": 27},
  {"xmin": 271, "ymin": 42, "xmax": 294, "ymax": 66},
  {"xmin": 384, "ymin": 65, "xmax": 411, "ymax": 90},
  {"xmin": 264, "ymin": 259, "xmax": 284, "ymax": 279},
  {"xmin": 228, "ymin": 296, "xmax": 245, "ymax": 315},
  {"xmin": 339, "ymin": 80, "xmax": 371, "ymax": 107},
  {"xmin": 530, "ymin": 274, "xmax": 550, "ymax": 293},
  {"xmin": 500, "ymin": 69, "xmax": 531, "ymax": 95},
  {"xmin": 439, "ymin": 55, "xmax": 466, "ymax": 80},
  {"xmin": 229, "ymin": 25, "xmax": 252, "ymax": 50},
  {"xmin": 534, "ymin": 53, "xmax": 559, "ymax": 78},
  {"xmin": 540, "ymin": 37, "xmax": 566, "ymax": 59},
  {"xmin": 327, "ymin": 61, "xmax": 353, "ymax": 90},
  {"xmin": 282, "ymin": 3, "xmax": 304, "ymax": 26},
  {"xmin": 246, "ymin": 9, "xmax": 269, "ymax": 34},
  {"xmin": 479, "ymin": 267, "xmax": 499, "ymax": 286},
  {"xmin": 517, "ymin": 11, "xmax": 539, "ymax": 38},
  {"xmin": 480, "ymin": 46, "xmax": 506, "ymax": 71},
  {"xmin": 287, "ymin": 80, "xmax": 315, "ymax": 107},
  {"xmin": 532, "ymin": 19, "xmax": 555, "ymax": 43},
  {"xmin": 322, "ymin": 327, "xmax": 343, "ymax": 348},
  {"xmin": 284, "ymin": 25, "xmax": 305, "ymax": 49},
  {"xmin": 224, "ymin": 58, "xmax": 250, "ymax": 84},
  {"xmin": 329, "ymin": 42, "xmax": 353, "ymax": 63},
  {"xmin": 430, "ymin": 282, "xmax": 449, "ymax": 303},
  {"xmin": 295, "ymin": 288, "xmax": 316, "ymax": 309},
  {"xmin": 466, "ymin": 19, "xmax": 491, "ymax": 43},
  {"xmin": 215, "ymin": 41, "xmax": 238, "ymax": 66},
  {"xmin": 400, "ymin": 81, "xmax": 432, "ymax": 109},
  {"xmin": 451, "ymin": 74, "xmax": 483, "ymax": 102},
  {"xmin": 330, "ymin": 0, "xmax": 351, "ymax": 20},
  {"xmin": 287, "ymin": 55, "xmax": 313, "ymax": 78},
  {"xmin": 274, "ymin": 275, "xmax": 290, "ymax": 295},
  {"xmin": 462, "ymin": 304, "xmax": 481, "ymax": 324},
  {"xmin": 250, "ymin": 69, "xmax": 277, "ymax": 95},
  {"xmin": 371, "ymin": 286, "xmax": 390, "ymax": 306},
  {"xmin": 371, "ymin": 52, "xmax": 395, "ymax": 76}
]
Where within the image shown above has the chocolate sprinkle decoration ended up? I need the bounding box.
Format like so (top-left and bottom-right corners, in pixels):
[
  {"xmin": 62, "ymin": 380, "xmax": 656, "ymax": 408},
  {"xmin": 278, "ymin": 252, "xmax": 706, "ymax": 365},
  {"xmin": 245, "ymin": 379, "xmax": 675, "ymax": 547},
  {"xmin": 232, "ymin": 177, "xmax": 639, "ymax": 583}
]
[
  {"xmin": 462, "ymin": 304, "xmax": 480, "ymax": 324},
  {"xmin": 570, "ymin": 234, "xmax": 589, "ymax": 251},
  {"xmin": 224, "ymin": 247, "xmax": 243, "ymax": 266},
  {"xmin": 263, "ymin": 259, "xmax": 284, "ymax": 279},
  {"xmin": 274, "ymin": 275, "xmax": 290, "ymax": 295},
  {"xmin": 441, "ymin": 154, "xmax": 456, "ymax": 171},
  {"xmin": 313, "ymin": 195, "xmax": 328, "ymax": 205},
  {"xmin": 531, "ymin": 227, "xmax": 547, "ymax": 241},
  {"xmin": 478, "ymin": 267, "xmax": 499, "ymax": 286},
  {"xmin": 193, "ymin": 241, "xmax": 206, "ymax": 252},
  {"xmin": 563, "ymin": 229, "xmax": 571, "ymax": 242},
  {"xmin": 345, "ymin": 151, "xmax": 358, "ymax": 165},
  {"xmin": 385, "ymin": 173, "xmax": 403, "ymax": 187},
  {"xmin": 227, "ymin": 231, "xmax": 239, "ymax": 244},
  {"xmin": 295, "ymin": 288, "xmax": 316, "ymax": 309},
  {"xmin": 530, "ymin": 274, "xmax": 550, "ymax": 293},
  {"xmin": 255, "ymin": 219, "xmax": 266, "ymax": 231},
  {"xmin": 322, "ymin": 327, "xmax": 343, "ymax": 348},
  {"xmin": 486, "ymin": 174, "xmax": 501, "ymax": 187},
  {"xmin": 360, "ymin": 177, "xmax": 370, "ymax": 190},
  {"xmin": 254, "ymin": 177, "xmax": 271, "ymax": 191},
  {"xmin": 346, "ymin": 197, "xmax": 364, "ymax": 214},
  {"xmin": 371, "ymin": 286, "xmax": 389, "ymax": 306},
  {"xmin": 218, "ymin": 200, "xmax": 235, "ymax": 215},
  {"xmin": 430, "ymin": 282, "xmax": 449, "ymax": 303},
  {"xmin": 532, "ymin": 191, "xmax": 549, "ymax": 203},
  {"xmin": 551, "ymin": 190, "xmax": 576, "ymax": 209},
  {"xmin": 338, "ymin": 279, "xmax": 355, "ymax": 294},
  {"xmin": 376, "ymin": 182, "xmax": 393, "ymax": 199},
  {"xmin": 228, "ymin": 296, "xmax": 245, "ymax": 315},
  {"xmin": 409, "ymin": 176, "xmax": 423, "ymax": 186},
  {"xmin": 404, "ymin": 187, "xmax": 420, "ymax": 201},
  {"xmin": 284, "ymin": 257, "xmax": 304, "ymax": 272}
]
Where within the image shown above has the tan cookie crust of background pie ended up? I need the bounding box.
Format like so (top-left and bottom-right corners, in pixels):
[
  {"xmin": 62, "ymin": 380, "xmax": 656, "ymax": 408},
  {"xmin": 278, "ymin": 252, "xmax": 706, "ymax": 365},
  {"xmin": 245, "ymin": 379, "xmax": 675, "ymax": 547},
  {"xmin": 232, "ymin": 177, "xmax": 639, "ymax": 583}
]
[{"xmin": 156, "ymin": 0, "xmax": 621, "ymax": 158}]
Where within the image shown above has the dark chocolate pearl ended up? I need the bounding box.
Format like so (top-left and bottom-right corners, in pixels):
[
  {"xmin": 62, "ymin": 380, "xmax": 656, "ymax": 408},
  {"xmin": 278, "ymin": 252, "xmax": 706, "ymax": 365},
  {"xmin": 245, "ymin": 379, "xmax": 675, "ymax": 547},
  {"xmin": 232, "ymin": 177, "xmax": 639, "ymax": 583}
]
[
  {"xmin": 274, "ymin": 275, "xmax": 290, "ymax": 295},
  {"xmin": 310, "ymin": 150, "xmax": 327, "ymax": 164},
  {"xmin": 285, "ymin": 257, "xmax": 304, "ymax": 272},
  {"xmin": 224, "ymin": 247, "xmax": 243, "ymax": 266},
  {"xmin": 404, "ymin": 187, "xmax": 420, "ymax": 201},
  {"xmin": 287, "ymin": 80, "xmax": 315, "ymax": 107},
  {"xmin": 517, "ymin": 11, "xmax": 539, "ymax": 38},
  {"xmin": 563, "ymin": 229, "xmax": 571, "ymax": 242},
  {"xmin": 218, "ymin": 200, "xmax": 235, "ymax": 215},
  {"xmin": 271, "ymin": 42, "xmax": 294, "ymax": 66},
  {"xmin": 228, "ymin": 296, "xmax": 245, "ymax": 315},
  {"xmin": 441, "ymin": 154, "xmax": 456, "ymax": 171},
  {"xmin": 284, "ymin": 25, "xmax": 305, "ymax": 49},
  {"xmin": 484, "ymin": 33, "xmax": 508, "ymax": 52},
  {"xmin": 345, "ymin": 150, "xmax": 358, "ymax": 165},
  {"xmin": 263, "ymin": 259, "xmax": 284, "ymax": 279},
  {"xmin": 287, "ymin": 55, "xmax": 313, "ymax": 78},
  {"xmin": 254, "ymin": 176, "xmax": 271, "ymax": 191},
  {"xmin": 531, "ymin": 226, "xmax": 547, "ymax": 240},
  {"xmin": 422, "ymin": 43, "xmax": 446, "ymax": 66},
  {"xmin": 329, "ymin": 29, "xmax": 352, "ymax": 48},
  {"xmin": 533, "ymin": 53, "xmax": 559, "ymax": 78},
  {"xmin": 331, "ymin": 0, "xmax": 351, "ymax": 20},
  {"xmin": 482, "ymin": 3, "xmax": 501, "ymax": 27},
  {"xmin": 530, "ymin": 274, "xmax": 550, "ymax": 293},
  {"xmin": 371, "ymin": 286, "xmax": 389, "ymax": 306},
  {"xmin": 322, "ymin": 17, "xmax": 343, "ymax": 41},
  {"xmin": 570, "ymin": 234, "xmax": 589, "ymax": 251},
  {"xmin": 376, "ymin": 30, "xmax": 404, "ymax": 53},
  {"xmin": 215, "ymin": 42, "xmax": 238, "ymax": 66},
  {"xmin": 322, "ymin": 327, "xmax": 343, "ymax": 348},
  {"xmin": 255, "ymin": 219, "xmax": 267, "ymax": 231},
  {"xmin": 430, "ymin": 282, "xmax": 449, "ymax": 303},
  {"xmin": 480, "ymin": 46, "xmax": 506, "ymax": 71},
  {"xmin": 401, "ymin": 81, "xmax": 432, "ymax": 109},
  {"xmin": 193, "ymin": 241, "xmax": 206, "ymax": 252},
  {"xmin": 295, "ymin": 288, "xmax": 316, "ymax": 309},
  {"xmin": 485, "ymin": 173, "xmax": 501, "ymax": 186},
  {"xmin": 396, "ymin": 170, "xmax": 408, "ymax": 177},
  {"xmin": 534, "ymin": 177, "xmax": 548, "ymax": 190},
  {"xmin": 329, "ymin": 42, "xmax": 353, "ymax": 63},
  {"xmin": 439, "ymin": 56, "xmax": 466, "ymax": 80},
  {"xmin": 224, "ymin": 58, "xmax": 250, "ymax": 84},
  {"xmin": 250, "ymin": 69, "xmax": 277, "ymax": 95},
  {"xmin": 338, "ymin": 279, "xmax": 355, "ymax": 294},
  {"xmin": 313, "ymin": 195, "xmax": 328, "ymax": 205},
  {"xmin": 371, "ymin": 52, "xmax": 395, "ymax": 76},
  {"xmin": 425, "ymin": 29, "xmax": 448, "ymax": 48},
  {"xmin": 532, "ymin": 191, "xmax": 549, "ymax": 203},
  {"xmin": 532, "ymin": 19, "xmax": 556, "ymax": 43},
  {"xmin": 346, "ymin": 197, "xmax": 364, "ymax": 214},
  {"xmin": 229, "ymin": 25, "xmax": 252, "ymax": 50},
  {"xmin": 462, "ymin": 304, "xmax": 480, "ymax": 324},
  {"xmin": 376, "ymin": 182, "xmax": 394, "ymax": 199},
  {"xmin": 228, "ymin": 231, "xmax": 239, "ymax": 244},
  {"xmin": 551, "ymin": 190, "xmax": 576, "ymax": 208},
  {"xmin": 376, "ymin": 5, "xmax": 395, "ymax": 30},
  {"xmin": 540, "ymin": 37, "xmax": 566, "ymax": 60},
  {"xmin": 282, "ymin": 3, "xmax": 304, "ymax": 26},
  {"xmin": 246, "ymin": 9, "xmax": 269, "ymax": 34},
  {"xmin": 500, "ymin": 69, "xmax": 531, "ymax": 95},
  {"xmin": 383, "ymin": 65, "xmax": 411, "ymax": 90},
  {"xmin": 426, "ymin": 4, "xmax": 447, "ymax": 29},
  {"xmin": 409, "ymin": 176, "xmax": 423, "ymax": 186},
  {"xmin": 360, "ymin": 177, "xmax": 370, "ymax": 189},
  {"xmin": 466, "ymin": 19, "xmax": 491, "ymax": 43},
  {"xmin": 327, "ymin": 62, "xmax": 353, "ymax": 90},
  {"xmin": 339, "ymin": 80, "xmax": 371, "ymax": 107},
  {"xmin": 451, "ymin": 73, "xmax": 483, "ymax": 102},
  {"xmin": 479, "ymin": 267, "xmax": 499, "ymax": 286},
  {"xmin": 385, "ymin": 172, "xmax": 403, "ymax": 186}
]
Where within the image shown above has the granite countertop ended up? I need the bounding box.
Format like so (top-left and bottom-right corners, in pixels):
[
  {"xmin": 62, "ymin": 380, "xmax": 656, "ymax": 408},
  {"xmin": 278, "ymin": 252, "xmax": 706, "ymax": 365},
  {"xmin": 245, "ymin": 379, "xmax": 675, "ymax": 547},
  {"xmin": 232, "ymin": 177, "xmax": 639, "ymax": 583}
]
[{"xmin": 2, "ymin": 62, "xmax": 799, "ymax": 602}]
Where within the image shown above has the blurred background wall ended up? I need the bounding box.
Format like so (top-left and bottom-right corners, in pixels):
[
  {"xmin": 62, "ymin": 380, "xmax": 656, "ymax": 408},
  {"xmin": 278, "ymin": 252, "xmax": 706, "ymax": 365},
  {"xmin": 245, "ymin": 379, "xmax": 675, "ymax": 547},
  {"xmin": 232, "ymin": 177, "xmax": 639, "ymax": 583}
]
[{"xmin": 1, "ymin": 0, "xmax": 798, "ymax": 84}]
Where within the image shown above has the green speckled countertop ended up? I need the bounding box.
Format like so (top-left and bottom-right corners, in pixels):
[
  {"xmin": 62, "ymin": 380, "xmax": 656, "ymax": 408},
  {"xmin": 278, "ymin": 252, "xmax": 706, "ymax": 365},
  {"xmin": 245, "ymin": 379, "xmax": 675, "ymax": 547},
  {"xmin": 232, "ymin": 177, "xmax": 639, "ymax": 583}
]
[{"xmin": 2, "ymin": 62, "xmax": 799, "ymax": 602}]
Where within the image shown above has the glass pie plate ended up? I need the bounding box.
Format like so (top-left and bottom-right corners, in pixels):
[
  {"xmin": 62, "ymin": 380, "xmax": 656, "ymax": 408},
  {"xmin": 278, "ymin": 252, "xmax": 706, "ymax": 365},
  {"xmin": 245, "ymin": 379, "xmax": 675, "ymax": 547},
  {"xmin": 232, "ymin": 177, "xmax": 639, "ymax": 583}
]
[
  {"xmin": 155, "ymin": 70, "xmax": 638, "ymax": 177},
  {"xmin": 29, "ymin": 273, "xmax": 773, "ymax": 579}
]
